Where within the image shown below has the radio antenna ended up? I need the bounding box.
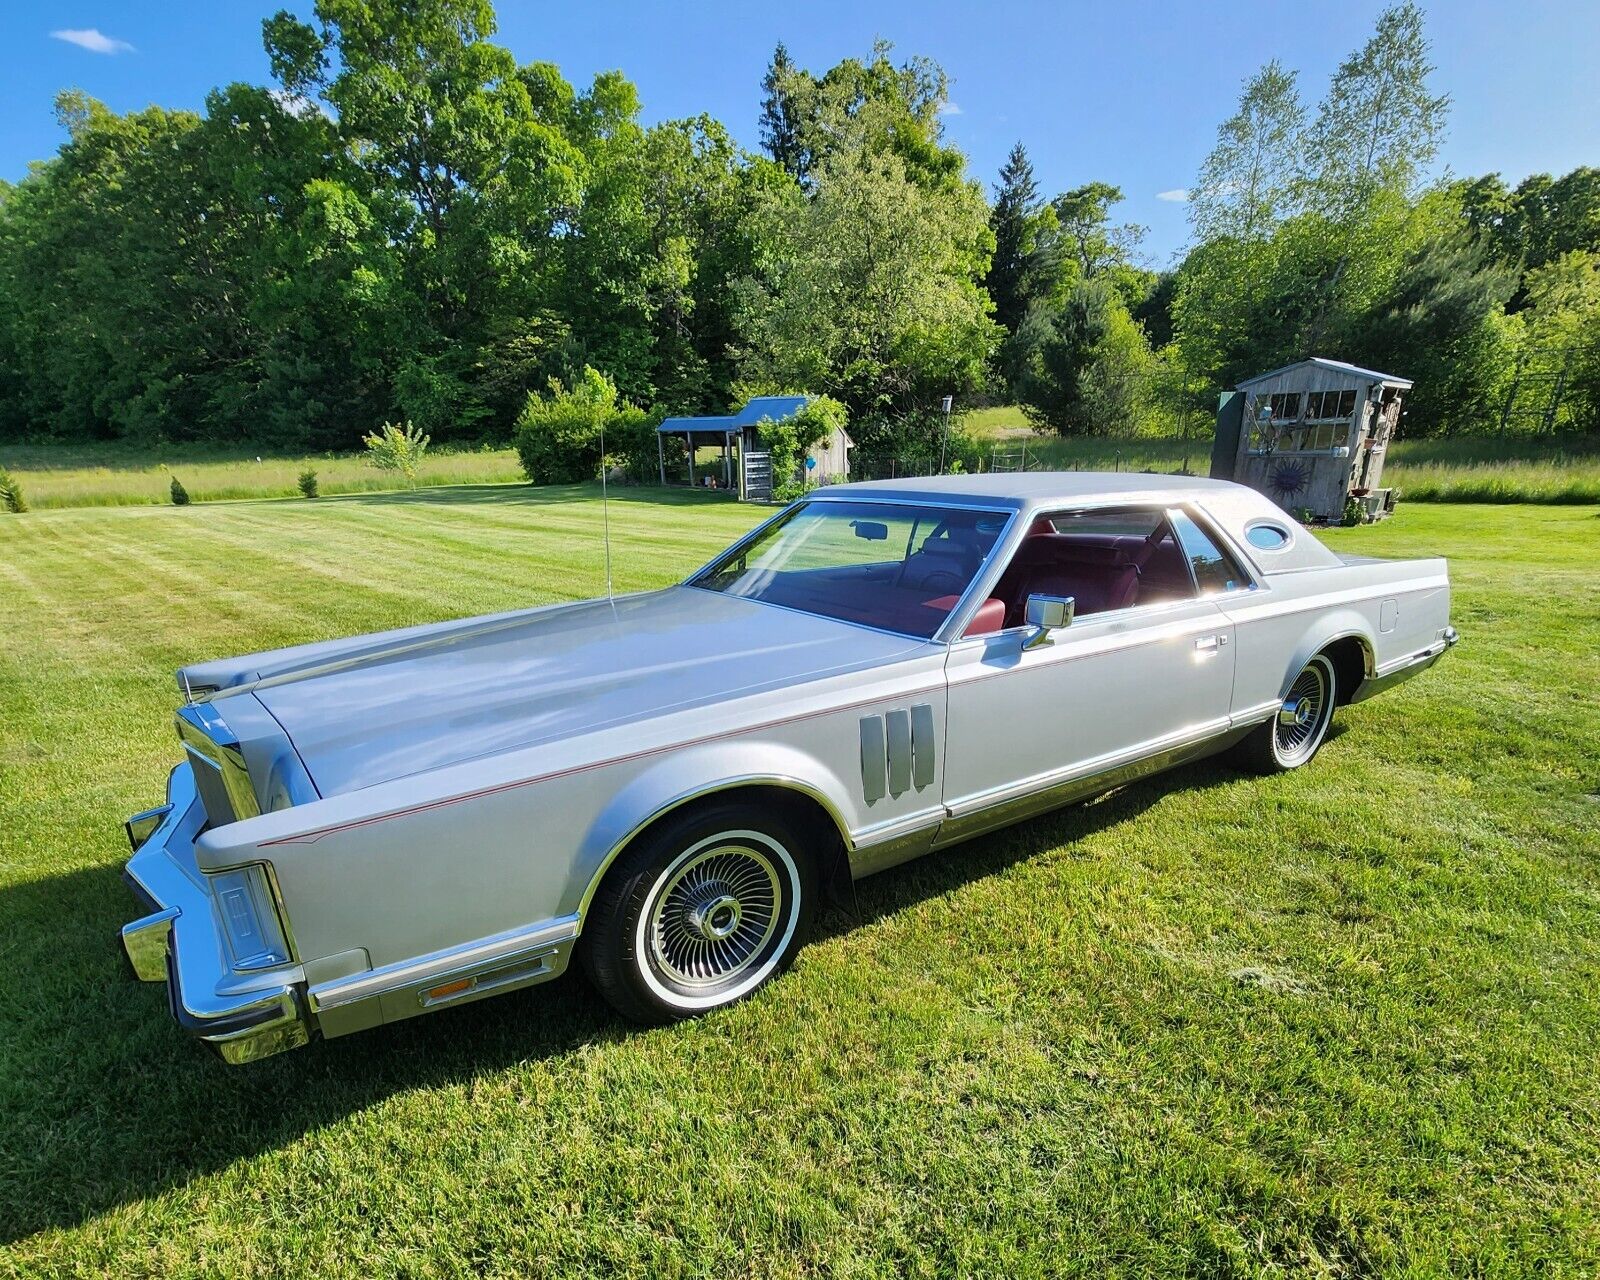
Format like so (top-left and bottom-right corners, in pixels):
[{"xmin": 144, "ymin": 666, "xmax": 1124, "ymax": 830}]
[{"xmin": 599, "ymin": 417, "xmax": 614, "ymax": 602}]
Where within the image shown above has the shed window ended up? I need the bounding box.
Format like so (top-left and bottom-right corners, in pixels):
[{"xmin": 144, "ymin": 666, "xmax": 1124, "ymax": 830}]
[
  {"xmin": 1305, "ymin": 390, "xmax": 1356, "ymax": 420},
  {"xmin": 1268, "ymin": 393, "xmax": 1301, "ymax": 421}
]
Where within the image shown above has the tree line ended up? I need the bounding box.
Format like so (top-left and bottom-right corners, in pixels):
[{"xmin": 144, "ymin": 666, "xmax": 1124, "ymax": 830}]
[{"xmin": 0, "ymin": 0, "xmax": 1595, "ymax": 453}]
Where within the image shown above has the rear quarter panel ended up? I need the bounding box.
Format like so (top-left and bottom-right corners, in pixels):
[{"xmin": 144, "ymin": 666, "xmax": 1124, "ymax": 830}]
[{"xmin": 1221, "ymin": 557, "xmax": 1451, "ymax": 712}]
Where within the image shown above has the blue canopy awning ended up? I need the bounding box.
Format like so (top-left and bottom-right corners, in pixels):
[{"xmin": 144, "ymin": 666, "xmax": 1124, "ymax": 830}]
[
  {"xmin": 656, "ymin": 415, "xmax": 736, "ymax": 434},
  {"xmin": 732, "ymin": 395, "xmax": 811, "ymax": 427}
]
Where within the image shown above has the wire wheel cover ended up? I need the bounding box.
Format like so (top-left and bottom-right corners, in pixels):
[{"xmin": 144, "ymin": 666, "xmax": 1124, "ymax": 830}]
[
  {"xmin": 1276, "ymin": 662, "xmax": 1330, "ymax": 762},
  {"xmin": 647, "ymin": 843, "xmax": 783, "ymax": 988}
]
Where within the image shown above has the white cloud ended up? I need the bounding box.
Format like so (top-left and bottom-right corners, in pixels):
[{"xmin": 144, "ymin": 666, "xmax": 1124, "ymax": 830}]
[
  {"xmin": 1156, "ymin": 188, "xmax": 1190, "ymax": 203},
  {"xmin": 51, "ymin": 28, "xmax": 134, "ymax": 55},
  {"xmin": 939, "ymin": 101, "xmax": 962, "ymax": 116}
]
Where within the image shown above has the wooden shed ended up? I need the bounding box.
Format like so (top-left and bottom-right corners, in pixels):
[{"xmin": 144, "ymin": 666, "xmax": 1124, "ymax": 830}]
[
  {"xmin": 1210, "ymin": 357, "xmax": 1411, "ymax": 523},
  {"xmin": 656, "ymin": 395, "xmax": 851, "ymax": 500}
]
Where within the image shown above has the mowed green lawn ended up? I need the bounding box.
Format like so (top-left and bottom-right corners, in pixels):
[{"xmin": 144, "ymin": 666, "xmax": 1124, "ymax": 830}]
[{"xmin": 2, "ymin": 488, "xmax": 1598, "ymax": 1277}]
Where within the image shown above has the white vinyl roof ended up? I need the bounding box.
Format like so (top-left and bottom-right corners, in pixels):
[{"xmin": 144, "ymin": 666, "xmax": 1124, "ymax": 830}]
[
  {"xmin": 813, "ymin": 471, "xmax": 1235, "ymax": 509},
  {"xmin": 809, "ymin": 472, "xmax": 1343, "ymax": 572}
]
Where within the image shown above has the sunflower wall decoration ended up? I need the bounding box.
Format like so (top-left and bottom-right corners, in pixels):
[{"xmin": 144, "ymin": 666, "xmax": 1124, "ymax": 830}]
[{"xmin": 1269, "ymin": 460, "xmax": 1310, "ymax": 501}]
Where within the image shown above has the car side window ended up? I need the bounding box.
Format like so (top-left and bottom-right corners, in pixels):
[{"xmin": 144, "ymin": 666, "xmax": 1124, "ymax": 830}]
[
  {"xmin": 989, "ymin": 507, "xmax": 1194, "ymax": 626},
  {"xmin": 1168, "ymin": 509, "xmax": 1250, "ymax": 595}
]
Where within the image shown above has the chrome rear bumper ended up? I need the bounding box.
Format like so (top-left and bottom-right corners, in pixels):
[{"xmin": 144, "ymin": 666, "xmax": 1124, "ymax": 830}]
[
  {"xmin": 122, "ymin": 764, "xmax": 311, "ymax": 1064},
  {"xmin": 1350, "ymin": 625, "xmax": 1460, "ymax": 704}
]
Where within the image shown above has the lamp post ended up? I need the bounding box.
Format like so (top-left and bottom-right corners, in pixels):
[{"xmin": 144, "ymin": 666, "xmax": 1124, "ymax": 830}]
[{"xmin": 937, "ymin": 394, "xmax": 953, "ymax": 474}]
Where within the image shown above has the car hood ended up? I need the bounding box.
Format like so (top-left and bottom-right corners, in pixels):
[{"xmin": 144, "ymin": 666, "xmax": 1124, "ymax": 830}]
[{"xmin": 216, "ymin": 588, "xmax": 922, "ymax": 797}]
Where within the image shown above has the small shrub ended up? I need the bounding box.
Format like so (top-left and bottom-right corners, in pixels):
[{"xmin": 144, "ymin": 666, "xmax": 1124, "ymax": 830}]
[
  {"xmin": 170, "ymin": 477, "xmax": 190, "ymax": 506},
  {"xmin": 0, "ymin": 466, "xmax": 27, "ymax": 513},
  {"xmin": 1342, "ymin": 495, "xmax": 1364, "ymax": 527},
  {"xmin": 363, "ymin": 421, "xmax": 431, "ymax": 486},
  {"xmin": 297, "ymin": 468, "xmax": 319, "ymax": 499},
  {"xmin": 515, "ymin": 366, "xmax": 649, "ymax": 485}
]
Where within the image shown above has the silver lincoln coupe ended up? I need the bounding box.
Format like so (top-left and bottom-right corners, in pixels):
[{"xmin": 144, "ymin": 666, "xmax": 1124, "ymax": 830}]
[{"xmin": 120, "ymin": 473, "xmax": 1457, "ymax": 1061}]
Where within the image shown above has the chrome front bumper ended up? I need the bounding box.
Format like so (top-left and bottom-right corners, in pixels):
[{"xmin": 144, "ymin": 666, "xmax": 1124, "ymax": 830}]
[{"xmin": 122, "ymin": 764, "xmax": 312, "ymax": 1064}]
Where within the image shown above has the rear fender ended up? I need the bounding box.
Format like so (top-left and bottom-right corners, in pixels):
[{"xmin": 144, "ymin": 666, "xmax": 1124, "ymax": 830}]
[{"xmin": 1281, "ymin": 611, "xmax": 1374, "ymax": 699}]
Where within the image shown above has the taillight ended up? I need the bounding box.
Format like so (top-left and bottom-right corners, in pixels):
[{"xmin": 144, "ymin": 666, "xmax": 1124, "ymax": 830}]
[{"xmin": 208, "ymin": 865, "xmax": 290, "ymax": 969}]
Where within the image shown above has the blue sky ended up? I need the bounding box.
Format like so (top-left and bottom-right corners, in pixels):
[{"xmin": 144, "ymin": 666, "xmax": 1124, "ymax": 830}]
[{"xmin": 4, "ymin": 1, "xmax": 1596, "ymax": 265}]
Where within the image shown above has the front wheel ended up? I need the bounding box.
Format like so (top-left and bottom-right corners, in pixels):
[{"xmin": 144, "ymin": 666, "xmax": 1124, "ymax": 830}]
[
  {"xmin": 1233, "ymin": 652, "xmax": 1338, "ymax": 774},
  {"xmin": 580, "ymin": 802, "xmax": 816, "ymax": 1024}
]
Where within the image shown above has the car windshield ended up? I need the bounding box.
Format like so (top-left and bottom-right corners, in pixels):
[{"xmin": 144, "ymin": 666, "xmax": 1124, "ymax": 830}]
[{"xmin": 688, "ymin": 500, "xmax": 1010, "ymax": 639}]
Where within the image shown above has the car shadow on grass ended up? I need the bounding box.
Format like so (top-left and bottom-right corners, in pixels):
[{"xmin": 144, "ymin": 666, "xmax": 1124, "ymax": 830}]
[
  {"xmin": 0, "ymin": 751, "xmax": 1257, "ymax": 1245},
  {"xmin": 825, "ymin": 753, "xmax": 1254, "ymax": 936}
]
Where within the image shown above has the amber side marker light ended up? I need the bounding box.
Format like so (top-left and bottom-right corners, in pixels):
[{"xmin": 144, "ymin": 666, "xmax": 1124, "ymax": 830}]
[{"xmin": 426, "ymin": 978, "xmax": 473, "ymax": 1002}]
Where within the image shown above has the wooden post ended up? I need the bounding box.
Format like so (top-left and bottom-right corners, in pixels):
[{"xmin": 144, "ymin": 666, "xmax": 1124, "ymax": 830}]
[
  {"xmin": 657, "ymin": 433, "xmax": 666, "ymax": 486},
  {"xmin": 687, "ymin": 432, "xmax": 696, "ymax": 486}
]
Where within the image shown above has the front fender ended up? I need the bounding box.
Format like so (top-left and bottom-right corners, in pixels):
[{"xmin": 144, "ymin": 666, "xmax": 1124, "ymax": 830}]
[{"xmin": 570, "ymin": 741, "xmax": 857, "ymax": 926}]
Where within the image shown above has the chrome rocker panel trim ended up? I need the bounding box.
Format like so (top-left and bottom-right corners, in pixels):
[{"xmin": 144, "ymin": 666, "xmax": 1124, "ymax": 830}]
[
  {"xmin": 307, "ymin": 915, "xmax": 579, "ymax": 1038},
  {"xmin": 121, "ymin": 764, "xmax": 309, "ymax": 1064}
]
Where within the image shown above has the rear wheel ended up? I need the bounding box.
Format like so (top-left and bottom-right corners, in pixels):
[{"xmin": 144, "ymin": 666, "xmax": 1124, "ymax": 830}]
[
  {"xmin": 580, "ymin": 801, "xmax": 816, "ymax": 1024},
  {"xmin": 1233, "ymin": 652, "xmax": 1337, "ymax": 774}
]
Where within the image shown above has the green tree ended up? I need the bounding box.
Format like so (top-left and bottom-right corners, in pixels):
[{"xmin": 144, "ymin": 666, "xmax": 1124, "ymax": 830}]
[
  {"xmin": 1342, "ymin": 230, "xmax": 1519, "ymax": 434},
  {"xmin": 736, "ymin": 143, "xmax": 998, "ymax": 413},
  {"xmin": 554, "ymin": 107, "xmax": 784, "ymax": 413},
  {"xmin": 1174, "ymin": 5, "xmax": 1451, "ymax": 387},
  {"xmin": 986, "ymin": 143, "xmax": 1057, "ymax": 336},
  {"xmin": 751, "ymin": 42, "xmax": 963, "ymax": 192},
  {"xmin": 1014, "ymin": 277, "xmax": 1153, "ymax": 435},
  {"xmin": 1175, "ymin": 62, "xmax": 1308, "ymax": 384},
  {"xmin": 513, "ymin": 365, "xmax": 650, "ymax": 484},
  {"xmin": 1299, "ymin": 1, "xmax": 1449, "ymax": 346},
  {"xmin": 758, "ymin": 43, "xmax": 806, "ymax": 181},
  {"xmin": 1052, "ymin": 183, "xmax": 1145, "ymax": 284},
  {"xmin": 1518, "ymin": 250, "xmax": 1600, "ymax": 430},
  {"xmin": 263, "ymin": 0, "xmax": 589, "ymax": 437},
  {"xmin": 1458, "ymin": 167, "xmax": 1600, "ymax": 309},
  {"xmin": 1190, "ymin": 61, "xmax": 1304, "ymax": 243}
]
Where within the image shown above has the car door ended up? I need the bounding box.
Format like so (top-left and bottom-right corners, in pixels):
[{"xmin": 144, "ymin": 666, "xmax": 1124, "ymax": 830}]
[{"xmin": 935, "ymin": 505, "xmax": 1241, "ymax": 846}]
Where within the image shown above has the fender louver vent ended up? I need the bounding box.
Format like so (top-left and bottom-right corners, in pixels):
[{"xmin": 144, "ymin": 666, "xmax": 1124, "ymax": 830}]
[{"xmin": 860, "ymin": 704, "xmax": 936, "ymax": 803}]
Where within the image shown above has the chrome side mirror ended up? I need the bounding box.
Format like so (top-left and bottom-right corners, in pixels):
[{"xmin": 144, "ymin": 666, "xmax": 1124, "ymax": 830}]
[{"xmin": 1022, "ymin": 594, "xmax": 1074, "ymax": 649}]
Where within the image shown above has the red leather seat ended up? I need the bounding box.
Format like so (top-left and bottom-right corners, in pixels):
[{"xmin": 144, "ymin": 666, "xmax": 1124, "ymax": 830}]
[{"xmin": 995, "ymin": 537, "xmax": 1140, "ymax": 625}]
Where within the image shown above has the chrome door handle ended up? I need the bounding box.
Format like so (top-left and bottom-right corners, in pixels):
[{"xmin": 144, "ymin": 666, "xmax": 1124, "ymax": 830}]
[{"xmin": 1195, "ymin": 635, "xmax": 1219, "ymax": 651}]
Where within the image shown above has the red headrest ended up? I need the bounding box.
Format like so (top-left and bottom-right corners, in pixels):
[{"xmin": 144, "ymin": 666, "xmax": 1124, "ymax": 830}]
[{"xmin": 1026, "ymin": 517, "xmax": 1055, "ymax": 538}]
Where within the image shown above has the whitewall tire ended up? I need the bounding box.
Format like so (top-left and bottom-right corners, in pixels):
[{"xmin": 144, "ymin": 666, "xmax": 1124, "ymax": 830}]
[
  {"xmin": 1234, "ymin": 652, "xmax": 1338, "ymax": 775},
  {"xmin": 581, "ymin": 802, "xmax": 815, "ymax": 1024}
]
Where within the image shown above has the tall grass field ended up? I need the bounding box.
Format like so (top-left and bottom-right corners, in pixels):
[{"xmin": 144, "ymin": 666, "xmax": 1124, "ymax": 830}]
[
  {"xmin": 0, "ymin": 441, "xmax": 527, "ymax": 509},
  {"xmin": 4, "ymin": 419, "xmax": 1598, "ymax": 510},
  {"xmin": 1, "ymin": 488, "xmax": 1597, "ymax": 1275},
  {"xmin": 960, "ymin": 407, "xmax": 1600, "ymax": 505}
]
